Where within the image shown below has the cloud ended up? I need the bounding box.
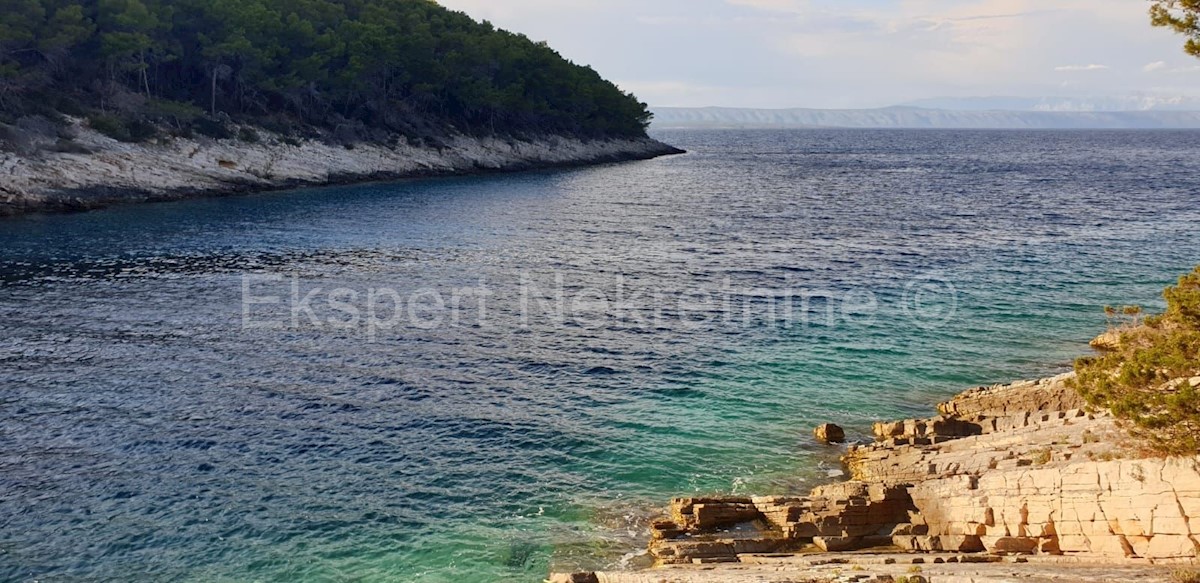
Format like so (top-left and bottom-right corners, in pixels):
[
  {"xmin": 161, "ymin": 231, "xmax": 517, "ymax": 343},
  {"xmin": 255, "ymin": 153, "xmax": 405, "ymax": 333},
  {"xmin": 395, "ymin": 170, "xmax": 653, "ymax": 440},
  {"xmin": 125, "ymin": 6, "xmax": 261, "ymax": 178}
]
[
  {"xmin": 948, "ymin": 10, "xmax": 1060, "ymax": 22},
  {"xmin": 437, "ymin": 0, "xmax": 1200, "ymax": 108},
  {"xmin": 724, "ymin": 0, "xmax": 808, "ymax": 13},
  {"xmin": 1054, "ymin": 64, "xmax": 1110, "ymax": 71},
  {"xmin": 1143, "ymin": 60, "xmax": 1200, "ymax": 73}
]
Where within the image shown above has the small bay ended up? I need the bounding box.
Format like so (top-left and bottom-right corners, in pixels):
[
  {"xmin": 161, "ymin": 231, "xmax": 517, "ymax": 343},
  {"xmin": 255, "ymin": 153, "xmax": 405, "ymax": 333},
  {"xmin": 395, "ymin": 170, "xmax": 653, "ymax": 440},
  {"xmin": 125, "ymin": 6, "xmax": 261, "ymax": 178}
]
[{"xmin": 1, "ymin": 129, "xmax": 1198, "ymax": 582}]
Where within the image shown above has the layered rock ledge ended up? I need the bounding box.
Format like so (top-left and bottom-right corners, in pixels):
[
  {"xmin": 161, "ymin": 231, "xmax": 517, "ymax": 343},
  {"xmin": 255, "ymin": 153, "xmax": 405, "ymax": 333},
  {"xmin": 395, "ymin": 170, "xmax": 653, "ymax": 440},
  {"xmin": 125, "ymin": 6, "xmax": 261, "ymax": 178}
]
[
  {"xmin": 0, "ymin": 123, "xmax": 683, "ymax": 216},
  {"xmin": 551, "ymin": 373, "xmax": 1200, "ymax": 583}
]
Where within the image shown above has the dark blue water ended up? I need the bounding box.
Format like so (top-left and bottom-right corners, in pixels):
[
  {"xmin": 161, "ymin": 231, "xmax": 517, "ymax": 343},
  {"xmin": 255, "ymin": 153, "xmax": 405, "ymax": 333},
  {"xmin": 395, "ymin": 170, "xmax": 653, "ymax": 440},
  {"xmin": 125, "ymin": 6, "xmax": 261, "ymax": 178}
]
[{"xmin": 1, "ymin": 129, "xmax": 1198, "ymax": 582}]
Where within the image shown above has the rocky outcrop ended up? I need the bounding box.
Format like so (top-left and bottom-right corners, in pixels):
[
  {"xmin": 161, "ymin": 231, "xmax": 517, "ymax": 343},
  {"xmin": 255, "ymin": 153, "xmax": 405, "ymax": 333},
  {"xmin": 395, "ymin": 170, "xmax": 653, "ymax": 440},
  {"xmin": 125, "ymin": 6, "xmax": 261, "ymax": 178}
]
[
  {"xmin": 1090, "ymin": 330, "xmax": 1125, "ymax": 351},
  {"xmin": 848, "ymin": 374, "xmax": 1200, "ymax": 562},
  {"xmin": 0, "ymin": 121, "xmax": 683, "ymax": 216},
  {"xmin": 648, "ymin": 483, "xmax": 916, "ymax": 566},
  {"xmin": 552, "ymin": 373, "xmax": 1200, "ymax": 582},
  {"xmin": 934, "ymin": 374, "xmax": 1086, "ymax": 418},
  {"xmin": 909, "ymin": 455, "xmax": 1200, "ymax": 560}
]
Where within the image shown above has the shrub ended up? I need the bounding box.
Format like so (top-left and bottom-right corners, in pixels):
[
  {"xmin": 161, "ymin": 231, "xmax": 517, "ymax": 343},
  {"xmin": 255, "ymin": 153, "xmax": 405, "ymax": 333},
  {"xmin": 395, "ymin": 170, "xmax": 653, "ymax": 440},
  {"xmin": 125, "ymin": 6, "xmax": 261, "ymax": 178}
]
[
  {"xmin": 147, "ymin": 99, "xmax": 205, "ymax": 127},
  {"xmin": 1165, "ymin": 268, "xmax": 1200, "ymax": 328},
  {"xmin": 50, "ymin": 138, "xmax": 94, "ymax": 154},
  {"xmin": 238, "ymin": 128, "xmax": 261, "ymax": 144},
  {"xmin": 193, "ymin": 117, "xmax": 233, "ymax": 140},
  {"xmin": 53, "ymin": 95, "xmax": 87, "ymax": 117},
  {"xmin": 125, "ymin": 119, "xmax": 159, "ymax": 142},
  {"xmin": 0, "ymin": 124, "xmax": 33, "ymax": 154},
  {"xmin": 1172, "ymin": 567, "xmax": 1200, "ymax": 583},
  {"xmin": 1032, "ymin": 448, "xmax": 1052, "ymax": 465},
  {"xmin": 88, "ymin": 115, "xmax": 129, "ymax": 141},
  {"xmin": 87, "ymin": 114, "xmax": 158, "ymax": 143},
  {"xmin": 1073, "ymin": 266, "xmax": 1200, "ymax": 455}
]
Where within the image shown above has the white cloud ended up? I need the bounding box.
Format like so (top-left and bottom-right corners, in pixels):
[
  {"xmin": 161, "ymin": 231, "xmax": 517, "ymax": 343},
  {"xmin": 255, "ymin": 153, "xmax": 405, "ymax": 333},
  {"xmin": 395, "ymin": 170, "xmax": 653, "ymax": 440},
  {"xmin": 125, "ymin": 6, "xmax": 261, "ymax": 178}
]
[
  {"xmin": 436, "ymin": 0, "xmax": 1200, "ymax": 108},
  {"xmin": 1054, "ymin": 64, "xmax": 1110, "ymax": 72},
  {"xmin": 724, "ymin": 0, "xmax": 809, "ymax": 13},
  {"xmin": 1142, "ymin": 61, "xmax": 1200, "ymax": 73}
]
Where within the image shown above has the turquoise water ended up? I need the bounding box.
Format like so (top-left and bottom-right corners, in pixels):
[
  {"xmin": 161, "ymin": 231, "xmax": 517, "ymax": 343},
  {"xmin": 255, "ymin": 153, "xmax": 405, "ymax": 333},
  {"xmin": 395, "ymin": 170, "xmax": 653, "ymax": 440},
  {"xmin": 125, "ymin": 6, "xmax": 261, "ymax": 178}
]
[{"xmin": 1, "ymin": 129, "xmax": 1198, "ymax": 582}]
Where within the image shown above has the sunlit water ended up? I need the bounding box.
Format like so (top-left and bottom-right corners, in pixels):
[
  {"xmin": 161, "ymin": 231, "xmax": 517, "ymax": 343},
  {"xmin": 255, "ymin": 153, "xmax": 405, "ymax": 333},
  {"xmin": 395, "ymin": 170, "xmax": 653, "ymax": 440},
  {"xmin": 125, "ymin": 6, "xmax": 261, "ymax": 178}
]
[{"xmin": 2, "ymin": 129, "xmax": 1198, "ymax": 582}]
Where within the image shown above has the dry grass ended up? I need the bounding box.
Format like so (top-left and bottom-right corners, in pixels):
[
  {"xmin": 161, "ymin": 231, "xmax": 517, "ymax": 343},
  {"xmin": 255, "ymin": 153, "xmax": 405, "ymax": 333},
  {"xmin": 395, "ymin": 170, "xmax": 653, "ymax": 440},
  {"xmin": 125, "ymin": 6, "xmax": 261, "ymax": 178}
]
[{"xmin": 1171, "ymin": 567, "xmax": 1200, "ymax": 583}]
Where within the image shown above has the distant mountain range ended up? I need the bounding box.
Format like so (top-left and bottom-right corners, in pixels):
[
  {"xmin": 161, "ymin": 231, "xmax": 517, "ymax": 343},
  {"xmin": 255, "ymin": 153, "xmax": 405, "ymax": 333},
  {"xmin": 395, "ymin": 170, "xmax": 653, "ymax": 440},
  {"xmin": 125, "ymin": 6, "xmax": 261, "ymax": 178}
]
[
  {"xmin": 901, "ymin": 95, "xmax": 1200, "ymax": 112},
  {"xmin": 650, "ymin": 106, "xmax": 1200, "ymax": 130}
]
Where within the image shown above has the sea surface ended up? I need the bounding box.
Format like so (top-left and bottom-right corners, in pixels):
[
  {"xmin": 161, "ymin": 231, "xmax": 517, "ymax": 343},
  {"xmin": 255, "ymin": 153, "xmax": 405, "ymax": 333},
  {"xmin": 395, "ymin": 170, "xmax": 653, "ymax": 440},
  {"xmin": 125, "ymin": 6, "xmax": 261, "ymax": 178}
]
[{"xmin": 1, "ymin": 129, "xmax": 1198, "ymax": 582}]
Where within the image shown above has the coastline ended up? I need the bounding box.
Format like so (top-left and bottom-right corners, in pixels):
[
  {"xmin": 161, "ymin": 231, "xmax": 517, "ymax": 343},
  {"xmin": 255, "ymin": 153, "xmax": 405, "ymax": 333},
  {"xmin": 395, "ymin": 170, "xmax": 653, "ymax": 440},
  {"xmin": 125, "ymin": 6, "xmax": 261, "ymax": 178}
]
[
  {"xmin": 0, "ymin": 124, "xmax": 684, "ymax": 216},
  {"xmin": 552, "ymin": 372, "xmax": 1200, "ymax": 582}
]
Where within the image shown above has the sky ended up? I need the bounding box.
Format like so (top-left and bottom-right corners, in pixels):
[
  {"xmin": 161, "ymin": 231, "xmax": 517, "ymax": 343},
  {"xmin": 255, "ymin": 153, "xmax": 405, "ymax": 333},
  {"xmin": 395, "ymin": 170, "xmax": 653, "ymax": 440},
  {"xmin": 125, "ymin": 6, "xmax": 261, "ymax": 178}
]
[{"xmin": 435, "ymin": 0, "xmax": 1200, "ymax": 109}]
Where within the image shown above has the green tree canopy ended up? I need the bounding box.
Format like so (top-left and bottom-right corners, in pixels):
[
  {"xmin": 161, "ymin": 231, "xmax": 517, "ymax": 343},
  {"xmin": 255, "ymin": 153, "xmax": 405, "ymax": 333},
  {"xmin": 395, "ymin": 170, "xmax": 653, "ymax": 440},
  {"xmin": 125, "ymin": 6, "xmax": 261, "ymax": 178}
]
[
  {"xmin": 0, "ymin": 0, "xmax": 653, "ymax": 140},
  {"xmin": 1074, "ymin": 266, "xmax": 1200, "ymax": 455}
]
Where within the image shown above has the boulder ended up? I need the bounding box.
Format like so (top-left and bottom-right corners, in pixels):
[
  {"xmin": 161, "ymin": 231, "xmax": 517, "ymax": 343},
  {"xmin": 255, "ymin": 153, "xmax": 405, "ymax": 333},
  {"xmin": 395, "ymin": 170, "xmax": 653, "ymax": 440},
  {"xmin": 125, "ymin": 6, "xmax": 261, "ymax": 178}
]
[
  {"xmin": 547, "ymin": 573, "xmax": 598, "ymax": 583},
  {"xmin": 814, "ymin": 423, "xmax": 846, "ymax": 444}
]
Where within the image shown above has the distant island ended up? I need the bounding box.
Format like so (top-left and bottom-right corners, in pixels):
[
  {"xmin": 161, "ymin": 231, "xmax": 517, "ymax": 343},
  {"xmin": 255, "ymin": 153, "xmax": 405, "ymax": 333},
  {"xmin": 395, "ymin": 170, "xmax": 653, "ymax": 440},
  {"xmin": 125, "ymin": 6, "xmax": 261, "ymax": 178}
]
[
  {"xmin": 0, "ymin": 0, "xmax": 681, "ymax": 215},
  {"xmin": 652, "ymin": 106, "xmax": 1200, "ymax": 130}
]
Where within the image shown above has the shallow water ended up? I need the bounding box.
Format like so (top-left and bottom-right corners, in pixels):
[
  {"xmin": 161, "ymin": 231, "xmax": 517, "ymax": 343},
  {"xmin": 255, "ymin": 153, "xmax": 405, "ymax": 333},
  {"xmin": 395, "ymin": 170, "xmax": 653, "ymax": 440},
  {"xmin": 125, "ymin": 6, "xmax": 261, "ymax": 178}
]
[{"xmin": 1, "ymin": 129, "xmax": 1198, "ymax": 582}]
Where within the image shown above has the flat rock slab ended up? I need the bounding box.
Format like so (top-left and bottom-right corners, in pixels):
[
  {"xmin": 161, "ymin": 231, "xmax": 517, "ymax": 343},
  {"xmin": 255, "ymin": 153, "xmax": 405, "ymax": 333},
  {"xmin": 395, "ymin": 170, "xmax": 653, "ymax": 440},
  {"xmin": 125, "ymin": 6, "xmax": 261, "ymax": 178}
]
[{"xmin": 560, "ymin": 553, "xmax": 1189, "ymax": 582}]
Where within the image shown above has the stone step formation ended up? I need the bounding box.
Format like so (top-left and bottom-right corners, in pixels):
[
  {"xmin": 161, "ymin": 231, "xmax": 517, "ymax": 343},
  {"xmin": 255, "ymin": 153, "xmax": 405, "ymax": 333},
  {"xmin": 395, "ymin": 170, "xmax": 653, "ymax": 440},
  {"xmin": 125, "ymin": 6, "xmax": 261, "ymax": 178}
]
[{"xmin": 550, "ymin": 373, "xmax": 1200, "ymax": 583}]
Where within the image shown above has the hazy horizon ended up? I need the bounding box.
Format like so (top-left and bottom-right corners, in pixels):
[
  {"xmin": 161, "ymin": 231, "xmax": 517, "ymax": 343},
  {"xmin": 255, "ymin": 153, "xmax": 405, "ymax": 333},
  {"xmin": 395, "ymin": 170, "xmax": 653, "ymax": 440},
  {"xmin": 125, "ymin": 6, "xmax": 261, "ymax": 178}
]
[
  {"xmin": 649, "ymin": 95, "xmax": 1200, "ymax": 112},
  {"xmin": 436, "ymin": 0, "xmax": 1200, "ymax": 111}
]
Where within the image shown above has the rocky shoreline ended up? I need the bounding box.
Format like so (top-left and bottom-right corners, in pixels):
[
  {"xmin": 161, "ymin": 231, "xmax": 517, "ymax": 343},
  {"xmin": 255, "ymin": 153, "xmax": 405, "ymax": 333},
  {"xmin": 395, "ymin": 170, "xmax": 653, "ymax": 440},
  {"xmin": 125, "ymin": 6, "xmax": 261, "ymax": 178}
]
[
  {"xmin": 551, "ymin": 373, "xmax": 1200, "ymax": 583},
  {"xmin": 0, "ymin": 122, "xmax": 684, "ymax": 216}
]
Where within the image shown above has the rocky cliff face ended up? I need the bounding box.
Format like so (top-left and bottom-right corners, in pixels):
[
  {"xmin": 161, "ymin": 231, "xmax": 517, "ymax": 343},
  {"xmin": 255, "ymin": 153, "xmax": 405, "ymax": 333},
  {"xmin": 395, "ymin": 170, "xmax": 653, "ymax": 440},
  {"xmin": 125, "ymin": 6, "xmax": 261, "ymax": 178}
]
[
  {"xmin": 0, "ymin": 122, "xmax": 683, "ymax": 216},
  {"xmin": 552, "ymin": 374, "xmax": 1200, "ymax": 583}
]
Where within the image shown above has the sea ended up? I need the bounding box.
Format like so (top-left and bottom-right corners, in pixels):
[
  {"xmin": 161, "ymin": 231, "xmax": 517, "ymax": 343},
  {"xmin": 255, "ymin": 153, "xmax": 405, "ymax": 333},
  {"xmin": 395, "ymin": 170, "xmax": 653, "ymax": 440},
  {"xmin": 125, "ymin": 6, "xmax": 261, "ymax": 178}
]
[{"xmin": 1, "ymin": 129, "xmax": 1198, "ymax": 582}]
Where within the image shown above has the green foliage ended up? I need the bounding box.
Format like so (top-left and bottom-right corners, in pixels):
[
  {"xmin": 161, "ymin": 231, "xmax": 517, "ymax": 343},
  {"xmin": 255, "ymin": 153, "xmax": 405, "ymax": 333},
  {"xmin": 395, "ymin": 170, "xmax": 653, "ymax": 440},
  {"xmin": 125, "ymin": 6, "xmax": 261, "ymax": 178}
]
[
  {"xmin": 0, "ymin": 0, "xmax": 652, "ymax": 140},
  {"xmin": 1151, "ymin": 1, "xmax": 1200, "ymax": 56},
  {"xmin": 40, "ymin": 4, "xmax": 95, "ymax": 53},
  {"xmin": 192, "ymin": 117, "xmax": 232, "ymax": 140},
  {"xmin": 1165, "ymin": 267, "xmax": 1200, "ymax": 327},
  {"xmin": 88, "ymin": 112, "xmax": 156, "ymax": 141},
  {"xmin": 0, "ymin": 0, "xmax": 45, "ymax": 48},
  {"xmin": 1073, "ymin": 266, "xmax": 1200, "ymax": 455},
  {"xmin": 145, "ymin": 99, "xmax": 204, "ymax": 124},
  {"xmin": 87, "ymin": 113, "xmax": 127, "ymax": 140}
]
